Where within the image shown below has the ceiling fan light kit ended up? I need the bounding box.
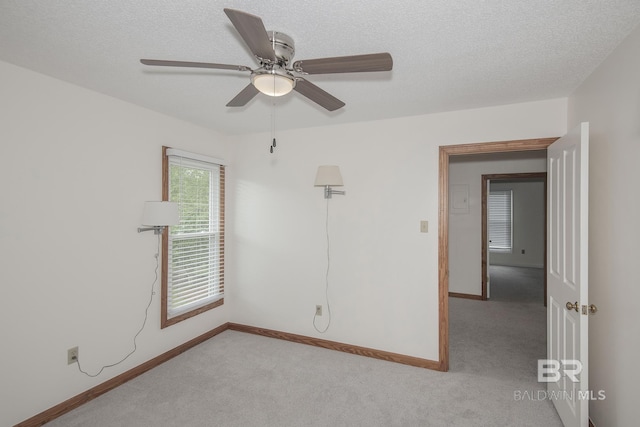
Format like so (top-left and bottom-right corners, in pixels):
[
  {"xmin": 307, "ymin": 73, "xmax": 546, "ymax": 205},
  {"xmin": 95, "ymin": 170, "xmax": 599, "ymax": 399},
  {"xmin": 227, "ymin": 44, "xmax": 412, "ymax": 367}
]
[
  {"xmin": 251, "ymin": 69, "xmax": 295, "ymax": 96},
  {"xmin": 140, "ymin": 8, "xmax": 392, "ymax": 111}
]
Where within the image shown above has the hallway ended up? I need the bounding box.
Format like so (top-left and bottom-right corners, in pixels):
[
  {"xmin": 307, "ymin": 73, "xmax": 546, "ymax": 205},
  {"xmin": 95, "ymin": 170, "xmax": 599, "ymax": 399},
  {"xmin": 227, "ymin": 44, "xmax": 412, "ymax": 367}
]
[{"xmin": 449, "ymin": 265, "xmax": 561, "ymax": 424}]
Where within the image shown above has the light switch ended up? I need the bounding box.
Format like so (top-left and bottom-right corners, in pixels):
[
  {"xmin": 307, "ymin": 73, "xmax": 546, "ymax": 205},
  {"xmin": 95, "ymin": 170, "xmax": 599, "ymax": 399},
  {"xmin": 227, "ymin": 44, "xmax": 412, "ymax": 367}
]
[{"xmin": 420, "ymin": 220, "xmax": 428, "ymax": 233}]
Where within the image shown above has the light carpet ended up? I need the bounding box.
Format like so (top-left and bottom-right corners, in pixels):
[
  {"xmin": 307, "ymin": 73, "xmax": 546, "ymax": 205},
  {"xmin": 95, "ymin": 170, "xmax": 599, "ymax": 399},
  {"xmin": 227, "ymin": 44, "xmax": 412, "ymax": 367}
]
[{"xmin": 46, "ymin": 267, "xmax": 561, "ymax": 426}]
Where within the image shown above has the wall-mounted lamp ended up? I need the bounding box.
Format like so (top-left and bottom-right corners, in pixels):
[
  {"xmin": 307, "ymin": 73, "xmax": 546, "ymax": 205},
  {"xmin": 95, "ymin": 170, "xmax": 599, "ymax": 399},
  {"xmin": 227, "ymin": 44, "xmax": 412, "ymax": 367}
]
[
  {"xmin": 137, "ymin": 201, "xmax": 179, "ymax": 234},
  {"xmin": 314, "ymin": 165, "xmax": 345, "ymax": 199}
]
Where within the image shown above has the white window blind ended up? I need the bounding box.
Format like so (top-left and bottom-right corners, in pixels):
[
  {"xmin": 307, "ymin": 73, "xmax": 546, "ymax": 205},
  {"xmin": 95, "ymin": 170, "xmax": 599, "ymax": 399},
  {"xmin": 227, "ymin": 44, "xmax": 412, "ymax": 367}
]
[
  {"xmin": 488, "ymin": 189, "xmax": 512, "ymax": 252},
  {"xmin": 167, "ymin": 154, "xmax": 224, "ymax": 318}
]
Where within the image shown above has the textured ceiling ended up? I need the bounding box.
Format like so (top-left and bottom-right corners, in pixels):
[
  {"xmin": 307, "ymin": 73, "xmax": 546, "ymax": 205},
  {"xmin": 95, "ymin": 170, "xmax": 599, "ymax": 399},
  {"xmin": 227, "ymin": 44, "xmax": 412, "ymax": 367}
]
[{"xmin": 1, "ymin": 0, "xmax": 640, "ymax": 135}]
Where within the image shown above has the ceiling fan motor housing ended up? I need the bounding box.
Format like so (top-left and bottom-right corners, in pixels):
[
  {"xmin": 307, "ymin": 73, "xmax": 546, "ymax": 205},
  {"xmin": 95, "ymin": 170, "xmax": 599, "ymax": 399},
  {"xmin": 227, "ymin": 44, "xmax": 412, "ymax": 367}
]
[{"xmin": 267, "ymin": 31, "xmax": 295, "ymax": 65}]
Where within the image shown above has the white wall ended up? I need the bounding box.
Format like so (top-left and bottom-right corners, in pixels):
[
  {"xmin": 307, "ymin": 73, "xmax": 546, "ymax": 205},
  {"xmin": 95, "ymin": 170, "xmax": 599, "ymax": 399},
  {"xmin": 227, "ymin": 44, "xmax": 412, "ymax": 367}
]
[
  {"xmin": 0, "ymin": 61, "xmax": 230, "ymax": 427},
  {"xmin": 227, "ymin": 98, "xmax": 566, "ymax": 361},
  {"xmin": 568, "ymin": 24, "xmax": 640, "ymax": 427},
  {"xmin": 489, "ymin": 180, "xmax": 545, "ymax": 268},
  {"xmin": 448, "ymin": 153, "xmax": 547, "ymax": 295},
  {"xmin": 0, "ymin": 58, "xmax": 570, "ymax": 426}
]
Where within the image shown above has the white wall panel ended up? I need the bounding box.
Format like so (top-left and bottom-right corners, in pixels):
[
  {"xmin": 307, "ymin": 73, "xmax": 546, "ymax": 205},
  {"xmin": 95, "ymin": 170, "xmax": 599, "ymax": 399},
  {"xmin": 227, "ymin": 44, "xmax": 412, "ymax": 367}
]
[
  {"xmin": 568, "ymin": 23, "xmax": 640, "ymax": 427},
  {"xmin": 0, "ymin": 61, "xmax": 230, "ymax": 427}
]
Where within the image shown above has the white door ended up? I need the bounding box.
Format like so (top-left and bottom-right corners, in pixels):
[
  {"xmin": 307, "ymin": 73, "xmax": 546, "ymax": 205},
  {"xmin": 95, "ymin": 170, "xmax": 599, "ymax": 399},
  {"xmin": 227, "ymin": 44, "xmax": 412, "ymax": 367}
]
[{"xmin": 547, "ymin": 122, "xmax": 589, "ymax": 427}]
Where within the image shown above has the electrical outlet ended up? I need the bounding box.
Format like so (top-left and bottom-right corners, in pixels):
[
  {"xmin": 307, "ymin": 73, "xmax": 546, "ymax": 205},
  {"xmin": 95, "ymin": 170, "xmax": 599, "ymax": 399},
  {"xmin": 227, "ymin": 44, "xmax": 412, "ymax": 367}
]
[
  {"xmin": 68, "ymin": 346, "xmax": 79, "ymax": 365},
  {"xmin": 315, "ymin": 305, "xmax": 322, "ymax": 316}
]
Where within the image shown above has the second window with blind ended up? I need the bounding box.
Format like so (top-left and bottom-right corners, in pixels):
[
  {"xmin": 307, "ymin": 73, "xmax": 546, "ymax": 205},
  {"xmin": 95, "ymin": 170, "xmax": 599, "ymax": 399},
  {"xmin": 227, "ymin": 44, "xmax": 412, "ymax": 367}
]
[
  {"xmin": 488, "ymin": 189, "xmax": 513, "ymax": 253},
  {"xmin": 161, "ymin": 147, "xmax": 225, "ymax": 328}
]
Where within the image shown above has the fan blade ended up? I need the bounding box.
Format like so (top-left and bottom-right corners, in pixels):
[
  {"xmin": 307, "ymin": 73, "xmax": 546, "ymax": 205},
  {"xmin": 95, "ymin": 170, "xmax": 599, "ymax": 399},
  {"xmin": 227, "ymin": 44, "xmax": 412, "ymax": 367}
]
[
  {"xmin": 226, "ymin": 84, "xmax": 260, "ymax": 107},
  {"xmin": 224, "ymin": 8, "xmax": 276, "ymax": 62},
  {"xmin": 140, "ymin": 59, "xmax": 251, "ymax": 72},
  {"xmin": 293, "ymin": 53, "xmax": 393, "ymax": 74},
  {"xmin": 294, "ymin": 78, "xmax": 345, "ymax": 111}
]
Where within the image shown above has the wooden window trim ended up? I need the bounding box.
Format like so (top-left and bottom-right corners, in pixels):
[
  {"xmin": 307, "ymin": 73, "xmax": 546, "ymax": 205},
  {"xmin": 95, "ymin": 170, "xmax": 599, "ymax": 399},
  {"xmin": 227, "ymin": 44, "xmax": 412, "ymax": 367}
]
[{"xmin": 160, "ymin": 146, "xmax": 225, "ymax": 329}]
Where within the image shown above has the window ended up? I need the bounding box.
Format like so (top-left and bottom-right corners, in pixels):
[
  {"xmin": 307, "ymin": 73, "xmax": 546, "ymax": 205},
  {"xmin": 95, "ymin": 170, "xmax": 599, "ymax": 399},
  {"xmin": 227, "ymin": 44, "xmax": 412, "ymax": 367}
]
[
  {"xmin": 161, "ymin": 147, "xmax": 225, "ymax": 328},
  {"xmin": 488, "ymin": 189, "xmax": 512, "ymax": 252}
]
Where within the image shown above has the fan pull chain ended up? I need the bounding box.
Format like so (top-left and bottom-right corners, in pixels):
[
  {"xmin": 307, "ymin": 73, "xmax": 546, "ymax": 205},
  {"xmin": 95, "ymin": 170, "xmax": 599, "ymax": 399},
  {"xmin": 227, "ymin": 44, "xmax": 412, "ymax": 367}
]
[
  {"xmin": 270, "ymin": 83, "xmax": 277, "ymax": 154},
  {"xmin": 269, "ymin": 32, "xmax": 278, "ymax": 154}
]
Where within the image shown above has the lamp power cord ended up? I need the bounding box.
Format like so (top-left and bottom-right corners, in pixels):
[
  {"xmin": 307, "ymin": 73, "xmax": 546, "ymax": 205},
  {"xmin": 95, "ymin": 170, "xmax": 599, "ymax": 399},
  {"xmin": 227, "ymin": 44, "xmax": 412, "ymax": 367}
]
[
  {"xmin": 313, "ymin": 197, "xmax": 332, "ymax": 333},
  {"xmin": 75, "ymin": 234, "xmax": 160, "ymax": 377}
]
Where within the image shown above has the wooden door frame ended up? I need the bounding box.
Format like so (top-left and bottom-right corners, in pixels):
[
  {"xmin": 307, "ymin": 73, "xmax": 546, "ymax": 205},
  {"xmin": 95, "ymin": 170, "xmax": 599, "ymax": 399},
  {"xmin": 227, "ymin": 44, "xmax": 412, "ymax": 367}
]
[
  {"xmin": 481, "ymin": 172, "xmax": 547, "ymax": 302},
  {"xmin": 438, "ymin": 137, "xmax": 557, "ymax": 372}
]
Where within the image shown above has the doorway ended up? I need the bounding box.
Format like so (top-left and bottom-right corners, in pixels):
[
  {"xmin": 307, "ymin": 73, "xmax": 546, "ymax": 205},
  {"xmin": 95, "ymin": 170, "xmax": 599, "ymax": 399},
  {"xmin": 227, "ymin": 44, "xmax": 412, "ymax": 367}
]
[
  {"xmin": 482, "ymin": 173, "xmax": 547, "ymax": 305},
  {"xmin": 437, "ymin": 137, "xmax": 557, "ymax": 371}
]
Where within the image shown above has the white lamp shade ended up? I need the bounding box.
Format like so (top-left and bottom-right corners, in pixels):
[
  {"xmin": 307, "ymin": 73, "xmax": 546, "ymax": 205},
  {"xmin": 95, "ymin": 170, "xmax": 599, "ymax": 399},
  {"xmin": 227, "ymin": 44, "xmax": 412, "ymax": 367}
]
[
  {"xmin": 314, "ymin": 166, "xmax": 343, "ymax": 187},
  {"xmin": 141, "ymin": 201, "xmax": 179, "ymax": 226}
]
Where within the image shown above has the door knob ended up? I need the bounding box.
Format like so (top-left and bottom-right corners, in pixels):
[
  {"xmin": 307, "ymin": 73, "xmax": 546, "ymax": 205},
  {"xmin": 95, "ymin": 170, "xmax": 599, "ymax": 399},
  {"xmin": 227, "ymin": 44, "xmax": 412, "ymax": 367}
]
[{"xmin": 566, "ymin": 301, "xmax": 579, "ymax": 312}]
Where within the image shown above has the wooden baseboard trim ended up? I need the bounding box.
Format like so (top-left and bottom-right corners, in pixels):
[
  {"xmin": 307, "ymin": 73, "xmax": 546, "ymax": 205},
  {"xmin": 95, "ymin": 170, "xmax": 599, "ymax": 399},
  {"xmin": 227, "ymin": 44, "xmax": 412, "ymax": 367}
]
[
  {"xmin": 15, "ymin": 323, "xmax": 230, "ymax": 427},
  {"xmin": 449, "ymin": 292, "xmax": 483, "ymax": 300},
  {"xmin": 18, "ymin": 322, "xmax": 443, "ymax": 426},
  {"xmin": 228, "ymin": 322, "xmax": 442, "ymax": 371}
]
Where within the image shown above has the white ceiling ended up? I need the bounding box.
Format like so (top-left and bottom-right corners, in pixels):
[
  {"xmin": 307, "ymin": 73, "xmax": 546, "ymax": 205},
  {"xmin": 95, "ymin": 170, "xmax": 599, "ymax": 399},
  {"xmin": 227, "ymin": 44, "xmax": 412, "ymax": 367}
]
[{"xmin": 1, "ymin": 1, "xmax": 639, "ymax": 135}]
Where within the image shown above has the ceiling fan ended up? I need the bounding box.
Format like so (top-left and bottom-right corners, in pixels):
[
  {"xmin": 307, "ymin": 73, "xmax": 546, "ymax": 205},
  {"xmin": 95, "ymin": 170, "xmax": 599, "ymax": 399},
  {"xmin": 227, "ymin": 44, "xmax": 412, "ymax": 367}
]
[{"xmin": 140, "ymin": 8, "xmax": 393, "ymax": 111}]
